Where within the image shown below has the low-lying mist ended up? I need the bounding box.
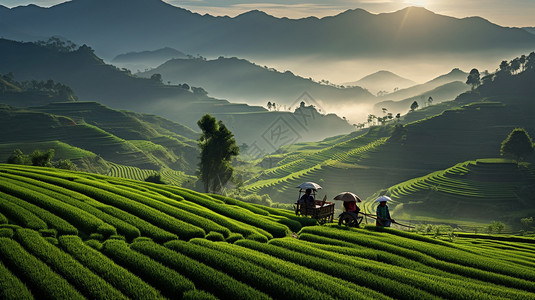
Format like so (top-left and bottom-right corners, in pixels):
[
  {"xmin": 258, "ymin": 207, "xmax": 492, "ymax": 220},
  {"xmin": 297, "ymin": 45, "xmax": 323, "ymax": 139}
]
[{"xmin": 247, "ymin": 49, "xmax": 531, "ymax": 84}]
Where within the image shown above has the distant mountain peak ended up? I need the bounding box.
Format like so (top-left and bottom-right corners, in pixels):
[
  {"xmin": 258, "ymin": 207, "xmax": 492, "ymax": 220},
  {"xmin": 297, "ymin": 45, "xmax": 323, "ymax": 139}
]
[
  {"xmin": 448, "ymin": 68, "xmax": 465, "ymax": 75},
  {"xmin": 396, "ymin": 6, "xmax": 436, "ymax": 14},
  {"xmin": 236, "ymin": 9, "xmax": 274, "ymax": 19}
]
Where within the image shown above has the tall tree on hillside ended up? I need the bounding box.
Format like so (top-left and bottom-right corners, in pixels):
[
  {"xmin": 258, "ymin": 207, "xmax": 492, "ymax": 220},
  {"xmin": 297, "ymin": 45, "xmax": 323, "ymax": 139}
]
[
  {"xmin": 519, "ymin": 55, "xmax": 527, "ymax": 71},
  {"xmin": 197, "ymin": 114, "xmax": 239, "ymax": 193},
  {"xmin": 526, "ymin": 52, "xmax": 535, "ymax": 70},
  {"xmin": 466, "ymin": 68, "xmax": 481, "ymax": 90},
  {"xmin": 500, "ymin": 128, "xmax": 534, "ymax": 163},
  {"xmin": 510, "ymin": 58, "xmax": 521, "ymax": 74}
]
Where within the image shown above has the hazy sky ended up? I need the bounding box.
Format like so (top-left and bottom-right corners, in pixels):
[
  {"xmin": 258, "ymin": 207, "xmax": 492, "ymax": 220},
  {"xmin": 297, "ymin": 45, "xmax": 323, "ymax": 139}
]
[{"xmin": 1, "ymin": 0, "xmax": 534, "ymax": 27}]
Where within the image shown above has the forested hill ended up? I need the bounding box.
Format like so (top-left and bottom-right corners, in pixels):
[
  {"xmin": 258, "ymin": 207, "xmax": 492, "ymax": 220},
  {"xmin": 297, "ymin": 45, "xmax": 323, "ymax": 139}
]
[
  {"xmin": 0, "ymin": 73, "xmax": 77, "ymax": 107},
  {"xmin": 0, "ymin": 38, "xmax": 216, "ymax": 109}
]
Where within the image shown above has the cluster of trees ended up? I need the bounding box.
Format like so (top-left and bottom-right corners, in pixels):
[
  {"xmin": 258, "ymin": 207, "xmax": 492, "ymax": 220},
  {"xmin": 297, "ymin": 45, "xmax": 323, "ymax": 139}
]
[
  {"xmin": 6, "ymin": 149, "xmax": 76, "ymax": 170},
  {"xmin": 466, "ymin": 52, "xmax": 535, "ymax": 89},
  {"xmin": 521, "ymin": 217, "xmax": 533, "ymax": 232},
  {"xmin": 35, "ymin": 37, "xmax": 78, "ymax": 53},
  {"xmin": 197, "ymin": 114, "xmax": 239, "ymax": 193},
  {"xmin": 362, "ymin": 109, "xmax": 401, "ymax": 128},
  {"xmin": 485, "ymin": 221, "xmax": 505, "ymax": 234},
  {"xmin": 500, "ymin": 128, "xmax": 534, "ymax": 163},
  {"xmin": 0, "ymin": 72, "xmax": 77, "ymax": 101},
  {"xmin": 145, "ymin": 173, "xmax": 165, "ymax": 184}
]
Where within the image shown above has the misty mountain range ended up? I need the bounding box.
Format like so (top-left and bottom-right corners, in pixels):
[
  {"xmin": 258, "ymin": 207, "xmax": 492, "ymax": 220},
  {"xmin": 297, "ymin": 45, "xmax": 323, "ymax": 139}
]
[
  {"xmin": 112, "ymin": 47, "xmax": 188, "ymax": 72},
  {"xmin": 1, "ymin": 0, "xmax": 534, "ymax": 60},
  {"xmin": 138, "ymin": 56, "xmax": 375, "ymax": 106},
  {"xmin": 377, "ymin": 68, "xmax": 469, "ymax": 102},
  {"xmin": 0, "ymin": 38, "xmax": 354, "ymax": 151}
]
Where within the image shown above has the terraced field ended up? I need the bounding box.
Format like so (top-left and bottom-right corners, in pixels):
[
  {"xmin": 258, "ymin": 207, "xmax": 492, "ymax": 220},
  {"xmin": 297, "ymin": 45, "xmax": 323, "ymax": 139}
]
[
  {"xmin": 106, "ymin": 163, "xmax": 197, "ymax": 187},
  {"xmin": 0, "ymin": 141, "xmax": 95, "ymax": 162},
  {"xmin": 1, "ymin": 102, "xmax": 200, "ymax": 173},
  {"xmin": 244, "ymin": 126, "xmax": 391, "ymax": 203},
  {"xmin": 366, "ymin": 159, "xmax": 535, "ymax": 225},
  {"xmin": 1, "ymin": 165, "xmax": 534, "ymax": 299}
]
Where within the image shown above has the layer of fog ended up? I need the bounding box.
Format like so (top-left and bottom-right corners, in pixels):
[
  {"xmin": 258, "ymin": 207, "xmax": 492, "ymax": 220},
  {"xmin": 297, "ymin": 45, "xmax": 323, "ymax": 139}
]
[
  {"xmin": 228, "ymin": 49, "xmax": 532, "ymax": 124},
  {"xmin": 248, "ymin": 50, "xmax": 530, "ymax": 85}
]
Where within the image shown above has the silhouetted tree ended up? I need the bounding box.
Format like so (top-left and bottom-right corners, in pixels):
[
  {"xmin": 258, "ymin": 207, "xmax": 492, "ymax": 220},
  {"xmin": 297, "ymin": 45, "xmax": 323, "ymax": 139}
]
[
  {"xmin": 466, "ymin": 68, "xmax": 481, "ymax": 90},
  {"xmin": 367, "ymin": 114, "xmax": 376, "ymax": 126},
  {"xmin": 427, "ymin": 96, "xmax": 434, "ymax": 106},
  {"xmin": 498, "ymin": 60, "xmax": 510, "ymax": 76},
  {"xmin": 526, "ymin": 52, "xmax": 535, "ymax": 70},
  {"xmin": 519, "ymin": 55, "xmax": 527, "ymax": 71},
  {"xmin": 267, "ymin": 101, "xmax": 272, "ymax": 111},
  {"xmin": 500, "ymin": 128, "xmax": 534, "ymax": 163},
  {"xmin": 510, "ymin": 58, "xmax": 521, "ymax": 74},
  {"xmin": 36, "ymin": 37, "xmax": 77, "ymax": 52},
  {"xmin": 197, "ymin": 114, "xmax": 239, "ymax": 193},
  {"xmin": 410, "ymin": 101, "xmax": 419, "ymax": 112}
]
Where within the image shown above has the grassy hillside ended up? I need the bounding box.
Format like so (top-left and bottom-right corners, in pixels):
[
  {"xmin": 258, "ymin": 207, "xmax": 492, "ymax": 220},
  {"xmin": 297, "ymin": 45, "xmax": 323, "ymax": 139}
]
[
  {"xmin": 245, "ymin": 101, "xmax": 532, "ymax": 215},
  {"xmin": 0, "ymin": 102, "xmax": 201, "ymax": 174},
  {"xmin": 0, "ymin": 164, "xmax": 534, "ymax": 299},
  {"xmin": 364, "ymin": 159, "xmax": 535, "ymax": 227}
]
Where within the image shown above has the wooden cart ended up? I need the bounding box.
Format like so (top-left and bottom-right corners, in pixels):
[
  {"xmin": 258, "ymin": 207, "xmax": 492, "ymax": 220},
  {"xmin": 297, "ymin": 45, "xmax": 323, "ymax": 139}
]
[{"xmin": 295, "ymin": 197, "xmax": 335, "ymax": 224}]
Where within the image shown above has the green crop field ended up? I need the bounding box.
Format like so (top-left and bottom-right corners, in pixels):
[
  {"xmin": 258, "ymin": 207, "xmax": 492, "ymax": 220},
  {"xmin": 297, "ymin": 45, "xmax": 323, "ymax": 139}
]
[
  {"xmin": 0, "ymin": 164, "xmax": 534, "ymax": 299},
  {"xmin": 362, "ymin": 159, "xmax": 535, "ymax": 228},
  {"xmin": 106, "ymin": 163, "xmax": 197, "ymax": 187}
]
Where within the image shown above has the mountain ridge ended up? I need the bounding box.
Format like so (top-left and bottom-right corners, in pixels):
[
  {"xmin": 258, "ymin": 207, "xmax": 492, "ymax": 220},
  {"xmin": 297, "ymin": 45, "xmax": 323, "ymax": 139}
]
[
  {"xmin": 1, "ymin": 1, "xmax": 533, "ymax": 59},
  {"xmin": 138, "ymin": 56, "xmax": 376, "ymax": 106}
]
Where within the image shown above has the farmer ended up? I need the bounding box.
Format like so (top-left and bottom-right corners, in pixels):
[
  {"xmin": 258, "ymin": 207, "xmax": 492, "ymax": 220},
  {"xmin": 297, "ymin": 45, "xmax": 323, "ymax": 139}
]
[
  {"xmin": 375, "ymin": 196, "xmax": 394, "ymax": 227},
  {"xmin": 343, "ymin": 197, "xmax": 361, "ymax": 214},
  {"xmin": 299, "ymin": 188, "xmax": 315, "ymax": 206}
]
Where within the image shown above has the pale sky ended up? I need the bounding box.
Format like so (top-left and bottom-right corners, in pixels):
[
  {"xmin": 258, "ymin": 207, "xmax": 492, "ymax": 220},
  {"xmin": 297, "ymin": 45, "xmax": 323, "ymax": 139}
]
[{"xmin": 1, "ymin": 0, "xmax": 534, "ymax": 27}]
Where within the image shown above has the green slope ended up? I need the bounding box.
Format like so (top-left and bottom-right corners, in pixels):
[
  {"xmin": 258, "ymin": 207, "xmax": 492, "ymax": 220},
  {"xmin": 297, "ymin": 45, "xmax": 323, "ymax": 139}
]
[
  {"xmin": 0, "ymin": 102, "xmax": 201, "ymax": 174},
  {"xmin": 0, "ymin": 106, "xmax": 163, "ymax": 170},
  {"xmin": 0, "ymin": 164, "xmax": 534, "ymax": 299},
  {"xmin": 365, "ymin": 159, "xmax": 535, "ymax": 225},
  {"xmin": 32, "ymin": 101, "xmax": 200, "ymax": 168}
]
